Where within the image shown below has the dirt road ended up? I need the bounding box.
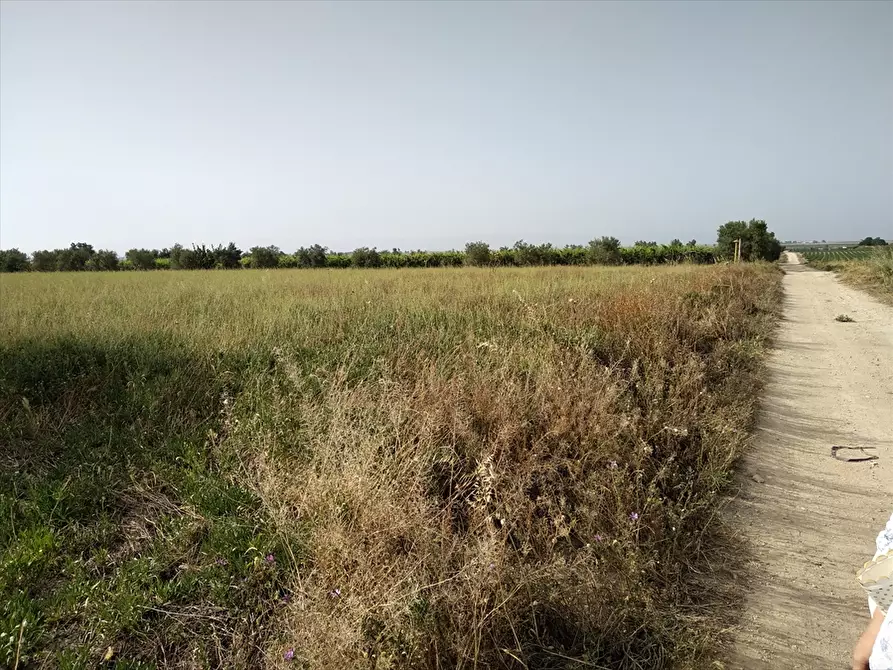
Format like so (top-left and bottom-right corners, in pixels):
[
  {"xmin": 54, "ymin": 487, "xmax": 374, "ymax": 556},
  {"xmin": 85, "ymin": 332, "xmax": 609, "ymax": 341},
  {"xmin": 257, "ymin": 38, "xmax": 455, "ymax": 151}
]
[{"xmin": 730, "ymin": 252, "xmax": 893, "ymax": 668}]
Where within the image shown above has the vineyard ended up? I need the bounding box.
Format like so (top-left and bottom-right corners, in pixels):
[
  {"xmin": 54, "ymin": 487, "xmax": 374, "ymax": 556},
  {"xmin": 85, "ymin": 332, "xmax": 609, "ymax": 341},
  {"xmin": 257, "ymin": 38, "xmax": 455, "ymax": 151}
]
[{"xmin": 802, "ymin": 247, "xmax": 883, "ymax": 262}]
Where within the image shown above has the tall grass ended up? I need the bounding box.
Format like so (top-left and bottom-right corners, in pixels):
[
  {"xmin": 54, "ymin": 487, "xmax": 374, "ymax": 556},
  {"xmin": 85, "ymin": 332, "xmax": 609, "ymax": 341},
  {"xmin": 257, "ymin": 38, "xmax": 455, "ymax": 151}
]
[
  {"xmin": 805, "ymin": 246, "xmax": 893, "ymax": 303},
  {"xmin": 0, "ymin": 264, "xmax": 782, "ymax": 668}
]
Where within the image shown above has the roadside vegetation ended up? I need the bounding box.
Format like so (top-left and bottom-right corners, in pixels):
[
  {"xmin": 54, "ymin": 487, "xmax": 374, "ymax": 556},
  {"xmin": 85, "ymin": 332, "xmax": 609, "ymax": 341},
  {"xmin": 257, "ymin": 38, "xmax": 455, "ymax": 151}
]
[
  {"xmin": 1, "ymin": 262, "xmax": 782, "ymax": 668},
  {"xmin": 803, "ymin": 246, "xmax": 893, "ymax": 303}
]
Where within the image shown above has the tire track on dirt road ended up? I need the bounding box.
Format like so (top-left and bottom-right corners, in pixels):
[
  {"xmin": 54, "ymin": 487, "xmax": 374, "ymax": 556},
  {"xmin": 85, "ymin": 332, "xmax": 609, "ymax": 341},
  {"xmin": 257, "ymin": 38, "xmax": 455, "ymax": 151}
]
[{"xmin": 730, "ymin": 252, "xmax": 893, "ymax": 668}]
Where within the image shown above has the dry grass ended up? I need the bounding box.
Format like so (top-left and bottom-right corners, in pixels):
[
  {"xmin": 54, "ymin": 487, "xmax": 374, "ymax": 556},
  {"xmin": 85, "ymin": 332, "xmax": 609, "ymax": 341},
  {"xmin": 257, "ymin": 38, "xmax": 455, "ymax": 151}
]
[
  {"xmin": 805, "ymin": 247, "xmax": 893, "ymax": 304},
  {"xmin": 0, "ymin": 264, "xmax": 782, "ymax": 669}
]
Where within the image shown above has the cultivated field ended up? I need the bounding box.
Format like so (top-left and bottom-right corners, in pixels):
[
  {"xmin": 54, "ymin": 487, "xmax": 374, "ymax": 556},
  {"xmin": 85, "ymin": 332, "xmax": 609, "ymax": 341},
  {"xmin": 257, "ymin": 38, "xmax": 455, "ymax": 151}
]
[
  {"xmin": 1, "ymin": 264, "xmax": 781, "ymax": 669},
  {"xmin": 802, "ymin": 247, "xmax": 884, "ymax": 262}
]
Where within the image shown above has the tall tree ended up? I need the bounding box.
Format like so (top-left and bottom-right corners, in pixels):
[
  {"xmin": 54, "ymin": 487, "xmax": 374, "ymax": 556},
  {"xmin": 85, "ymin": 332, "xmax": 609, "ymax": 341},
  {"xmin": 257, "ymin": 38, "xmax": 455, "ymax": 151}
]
[{"xmin": 716, "ymin": 219, "xmax": 783, "ymax": 261}]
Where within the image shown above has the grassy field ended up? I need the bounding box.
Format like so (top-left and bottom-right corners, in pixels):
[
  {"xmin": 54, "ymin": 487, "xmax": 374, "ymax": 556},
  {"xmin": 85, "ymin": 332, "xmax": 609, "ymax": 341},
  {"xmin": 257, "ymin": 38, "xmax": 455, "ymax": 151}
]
[
  {"xmin": 803, "ymin": 247, "xmax": 893, "ymax": 303},
  {"xmin": 1, "ymin": 264, "xmax": 781, "ymax": 669}
]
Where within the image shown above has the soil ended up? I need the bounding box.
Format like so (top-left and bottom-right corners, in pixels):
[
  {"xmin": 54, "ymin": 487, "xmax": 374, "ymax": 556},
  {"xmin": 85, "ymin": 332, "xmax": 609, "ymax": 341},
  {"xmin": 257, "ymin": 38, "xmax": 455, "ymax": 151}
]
[{"xmin": 729, "ymin": 252, "xmax": 893, "ymax": 668}]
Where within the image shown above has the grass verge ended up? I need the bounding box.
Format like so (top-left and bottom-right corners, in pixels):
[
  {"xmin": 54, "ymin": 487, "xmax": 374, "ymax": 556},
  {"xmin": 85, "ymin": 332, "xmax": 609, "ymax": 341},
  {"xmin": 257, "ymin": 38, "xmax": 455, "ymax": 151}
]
[
  {"xmin": 805, "ymin": 247, "xmax": 893, "ymax": 304},
  {"xmin": 1, "ymin": 264, "xmax": 782, "ymax": 668}
]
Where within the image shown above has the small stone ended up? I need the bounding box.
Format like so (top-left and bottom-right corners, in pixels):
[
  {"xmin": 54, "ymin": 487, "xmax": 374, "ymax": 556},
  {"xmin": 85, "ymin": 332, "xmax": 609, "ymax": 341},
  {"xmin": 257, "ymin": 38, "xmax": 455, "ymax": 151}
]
[{"xmin": 752, "ymin": 474, "xmax": 766, "ymax": 484}]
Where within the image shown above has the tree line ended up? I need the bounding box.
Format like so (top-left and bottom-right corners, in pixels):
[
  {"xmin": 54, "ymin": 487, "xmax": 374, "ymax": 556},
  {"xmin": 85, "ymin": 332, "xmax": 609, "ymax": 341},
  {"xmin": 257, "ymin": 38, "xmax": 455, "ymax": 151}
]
[{"xmin": 0, "ymin": 220, "xmax": 785, "ymax": 273}]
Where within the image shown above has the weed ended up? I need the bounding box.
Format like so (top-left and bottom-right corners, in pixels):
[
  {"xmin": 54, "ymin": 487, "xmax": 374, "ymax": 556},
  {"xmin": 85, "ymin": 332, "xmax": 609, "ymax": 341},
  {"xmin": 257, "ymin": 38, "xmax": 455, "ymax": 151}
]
[{"xmin": 835, "ymin": 314, "xmax": 855, "ymax": 323}]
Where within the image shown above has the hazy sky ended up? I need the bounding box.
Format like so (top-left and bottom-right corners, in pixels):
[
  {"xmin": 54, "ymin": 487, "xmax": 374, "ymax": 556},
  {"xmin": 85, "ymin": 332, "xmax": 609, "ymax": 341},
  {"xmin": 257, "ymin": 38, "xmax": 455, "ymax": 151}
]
[{"xmin": 1, "ymin": 1, "xmax": 891, "ymax": 253}]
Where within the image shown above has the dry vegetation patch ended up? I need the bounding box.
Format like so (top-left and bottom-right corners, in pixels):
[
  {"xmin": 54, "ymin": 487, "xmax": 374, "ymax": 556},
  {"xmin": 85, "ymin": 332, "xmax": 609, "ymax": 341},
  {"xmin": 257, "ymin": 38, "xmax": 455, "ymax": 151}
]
[{"xmin": 805, "ymin": 247, "xmax": 893, "ymax": 304}]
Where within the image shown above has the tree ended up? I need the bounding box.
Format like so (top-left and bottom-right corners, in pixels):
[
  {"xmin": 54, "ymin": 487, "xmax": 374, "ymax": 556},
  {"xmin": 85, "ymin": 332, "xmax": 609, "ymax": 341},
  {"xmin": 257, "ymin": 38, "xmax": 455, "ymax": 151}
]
[
  {"xmin": 686, "ymin": 239, "xmax": 697, "ymax": 247},
  {"xmin": 31, "ymin": 249, "xmax": 59, "ymax": 271},
  {"xmin": 126, "ymin": 248, "xmax": 157, "ymax": 270},
  {"xmin": 295, "ymin": 245, "xmax": 328, "ymax": 268},
  {"xmin": 512, "ymin": 240, "xmax": 552, "ymax": 265},
  {"xmin": 464, "ymin": 241, "xmax": 491, "ymax": 266},
  {"xmin": 669, "ymin": 238, "xmax": 682, "ymax": 247},
  {"xmin": 248, "ymin": 245, "xmax": 281, "ymax": 269},
  {"xmin": 212, "ymin": 243, "xmax": 242, "ymax": 269},
  {"xmin": 0, "ymin": 248, "xmax": 30, "ymax": 272},
  {"xmin": 859, "ymin": 236, "xmax": 889, "ymax": 246},
  {"xmin": 351, "ymin": 247, "xmax": 381, "ymax": 268},
  {"xmin": 587, "ymin": 236, "xmax": 622, "ymax": 265},
  {"xmin": 89, "ymin": 249, "xmax": 119, "ymax": 271},
  {"xmin": 634, "ymin": 240, "xmax": 658, "ymax": 247},
  {"xmin": 55, "ymin": 242, "xmax": 95, "ymax": 271},
  {"xmin": 169, "ymin": 244, "xmax": 194, "ymax": 269},
  {"xmin": 716, "ymin": 219, "xmax": 783, "ymax": 261}
]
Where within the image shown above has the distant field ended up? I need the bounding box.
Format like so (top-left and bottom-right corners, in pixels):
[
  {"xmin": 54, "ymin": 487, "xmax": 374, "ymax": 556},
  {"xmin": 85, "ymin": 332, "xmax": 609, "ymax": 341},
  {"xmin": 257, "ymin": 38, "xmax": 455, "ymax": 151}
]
[
  {"xmin": 783, "ymin": 242, "xmax": 861, "ymax": 252},
  {"xmin": 802, "ymin": 247, "xmax": 883, "ymax": 262},
  {"xmin": 1, "ymin": 265, "xmax": 782, "ymax": 668}
]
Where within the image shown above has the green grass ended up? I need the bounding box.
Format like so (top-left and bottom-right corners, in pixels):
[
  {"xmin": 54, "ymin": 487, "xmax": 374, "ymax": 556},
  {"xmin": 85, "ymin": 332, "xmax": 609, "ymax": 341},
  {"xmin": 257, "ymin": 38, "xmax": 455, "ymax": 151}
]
[{"xmin": 1, "ymin": 265, "xmax": 782, "ymax": 668}]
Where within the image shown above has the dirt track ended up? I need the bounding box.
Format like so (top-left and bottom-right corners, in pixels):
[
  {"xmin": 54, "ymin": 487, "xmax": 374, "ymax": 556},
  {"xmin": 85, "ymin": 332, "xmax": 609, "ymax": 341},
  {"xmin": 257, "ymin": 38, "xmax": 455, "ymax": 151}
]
[{"xmin": 730, "ymin": 252, "xmax": 893, "ymax": 668}]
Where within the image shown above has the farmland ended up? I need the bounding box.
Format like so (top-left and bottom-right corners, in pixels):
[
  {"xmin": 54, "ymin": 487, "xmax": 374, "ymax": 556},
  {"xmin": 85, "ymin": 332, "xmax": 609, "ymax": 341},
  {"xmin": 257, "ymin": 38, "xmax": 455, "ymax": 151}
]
[
  {"xmin": 801, "ymin": 247, "xmax": 884, "ymax": 262},
  {"xmin": 1, "ymin": 264, "xmax": 781, "ymax": 668}
]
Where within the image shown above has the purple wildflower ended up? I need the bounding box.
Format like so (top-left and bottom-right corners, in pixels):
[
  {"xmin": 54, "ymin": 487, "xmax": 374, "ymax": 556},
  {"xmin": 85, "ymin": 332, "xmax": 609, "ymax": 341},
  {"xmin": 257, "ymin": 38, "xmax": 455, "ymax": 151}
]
[
  {"xmin": 283, "ymin": 648, "xmax": 295, "ymax": 661},
  {"xmin": 265, "ymin": 553, "xmax": 275, "ymax": 564},
  {"xmin": 629, "ymin": 512, "xmax": 639, "ymax": 521},
  {"xmin": 594, "ymin": 534, "xmax": 604, "ymax": 542},
  {"xmin": 215, "ymin": 557, "xmax": 229, "ymax": 566},
  {"xmin": 329, "ymin": 588, "xmax": 341, "ymax": 598}
]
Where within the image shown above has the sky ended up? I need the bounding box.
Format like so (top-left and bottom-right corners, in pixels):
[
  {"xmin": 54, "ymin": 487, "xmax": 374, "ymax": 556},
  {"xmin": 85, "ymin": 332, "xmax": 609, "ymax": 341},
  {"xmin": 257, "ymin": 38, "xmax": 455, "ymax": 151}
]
[{"xmin": 0, "ymin": 1, "xmax": 891, "ymax": 254}]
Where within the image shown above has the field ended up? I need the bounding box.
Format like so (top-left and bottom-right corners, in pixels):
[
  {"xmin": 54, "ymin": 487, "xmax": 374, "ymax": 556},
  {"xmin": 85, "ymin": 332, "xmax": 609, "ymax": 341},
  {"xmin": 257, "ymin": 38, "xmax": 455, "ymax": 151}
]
[
  {"xmin": 801, "ymin": 247, "xmax": 893, "ymax": 303},
  {"xmin": 1, "ymin": 264, "xmax": 781, "ymax": 669},
  {"xmin": 801, "ymin": 247, "xmax": 883, "ymax": 262}
]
